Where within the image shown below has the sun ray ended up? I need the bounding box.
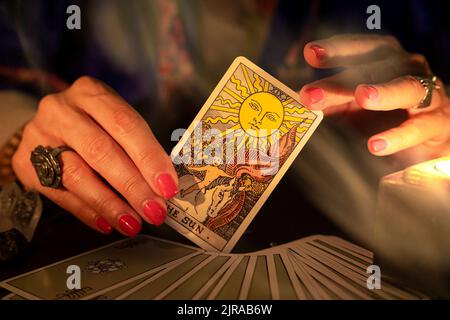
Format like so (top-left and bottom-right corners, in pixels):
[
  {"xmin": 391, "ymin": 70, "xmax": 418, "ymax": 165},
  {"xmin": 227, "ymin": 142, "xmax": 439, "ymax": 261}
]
[
  {"xmin": 211, "ymin": 105, "xmax": 240, "ymax": 114},
  {"xmin": 282, "ymin": 98, "xmax": 293, "ymax": 106},
  {"xmin": 284, "ymin": 115, "xmax": 307, "ymax": 123},
  {"xmin": 236, "ymin": 135, "xmax": 247, "ymax": 151},
  {"xmin": 245, "ymin": 136, "xmax": 252, "ymax": 148},
  {"xmin": 253, "ymin": 73, "xmax": 263, "ymax": 92},
  {"xmin": 284, "ymin": 106, "xmax": 308, "ymax": 114},
  {"xmin": 219, "ymin": 124, "xmax": 242, "ymax": 137},
  {"xmin": 251, "ymin": 137, "xmax": 258, "ymax": 150},
  {"xmin": 297, "ymin": 126, "xmax": 308, "ymax": 135},
  {"xmin": 223, "ymin": 87, "xmax": 244, "ymax": 103},
  {"xmin": 204, "ymin": 116, "xmax": 239, "ymax": 124},
  {"xmin": 258, "ymin": 137, "xmax": 268, "ymax": 152},
  {"xmin": 268, "ymin": 135, "xmax": 274, "ymax": 146},
  {"xmin": 215, "ymin": 96, "xmax": 241, "ymax": 108},
  {"xmin": 241, "ymin": 64, "xmax": 255, "ymax": 94},
  {"xmin": 283, "ymin": 121, "xmax": 294, "ymax": 129},
  {"xmin": 279, "ymin": 125, "xmax": 289, "ymax": 134},
  {"xmin": 263, "ymin": 80, "xmax": 269, "ymax": 92},
  {"xmin": 231, "ymin": 76, "xmax": 249, "ymax": 98}
]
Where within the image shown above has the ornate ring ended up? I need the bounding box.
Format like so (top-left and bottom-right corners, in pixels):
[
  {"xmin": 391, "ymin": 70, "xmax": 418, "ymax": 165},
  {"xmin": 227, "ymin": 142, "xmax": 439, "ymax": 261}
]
[
  {"xmin": 30, "ymin": 145, "xmax": 73, "ymax": 189},
  {"xmin": 413, "ymin": 75, "xmax": 441, "ymax": 109}
]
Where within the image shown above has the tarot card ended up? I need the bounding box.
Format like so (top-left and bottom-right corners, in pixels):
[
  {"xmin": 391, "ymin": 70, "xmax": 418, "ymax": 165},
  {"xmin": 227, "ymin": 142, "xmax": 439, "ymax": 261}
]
[
  {"xmin": 0, "ymin": 235, "xmax": 202, "ymax": 300},
  {"xmin": 154, "ymin": 253, "xmax": 219, "ymax": 300},
  {"xmin": 296, "ymin": 238, "xmax": 390, "ymax": 299},
  {"xmin": 90, "ymin": 274, "xmax": 160, "ymax": 300},
  {"xmin": 271, "ymin": 252, "xmax": 299, "ymax": 300},
  {"xmin": 293, "ymin": 237, "xmax": 426, "ymax": 300},
  {"xmin": 192, "ymin": 255, "xmax": 239, "ymax": 300},
  {"xmin": 261, "ymin": 245, "xmax": 311, "ymax": 299},
  {"xmin": 119, "ymin": 253, "xmax": 211, "ymax": 300},
  {"xmin": 238, "ymin": 255, "xmax": 258, "ymax": 299},
  {"xmin": 167, "ymin": 56, "xmax": 323, "ymax": 252},
  {"xmin": 1, "ymin": 292, "xmax": 26, "ymax": 300},
  {"xmin": 163, "ymin": 254, "xmax": 235, "ymax": 300},
  {"xmin": 313, "ymin": 236, "xmax": 373, "ymax": 262},
  {"xmin": 208, "ymin": 255, "xmax": 250, "ymax": 300},
  {"xmin": 289, "ymin": 247, "xmax": 372, "ymax": 299},
  {"xmin": 286, "ymin": 249, "xmax": 328, "ymax": 299},
  {"xmin": 265, "ymin": 253, "xmax": 280, "ymax": 300}
]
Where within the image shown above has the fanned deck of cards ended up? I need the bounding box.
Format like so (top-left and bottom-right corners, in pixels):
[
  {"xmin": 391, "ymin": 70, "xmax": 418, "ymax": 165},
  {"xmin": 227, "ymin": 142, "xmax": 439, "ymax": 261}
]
[{"xmin": 1, "ymin": 235, "xmax": 426, "ymax": 300}]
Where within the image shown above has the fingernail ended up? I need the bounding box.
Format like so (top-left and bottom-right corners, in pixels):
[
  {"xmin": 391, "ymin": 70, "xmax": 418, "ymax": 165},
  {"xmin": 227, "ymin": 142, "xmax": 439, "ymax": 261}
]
[
  {"xmin": 96, "ymin": 216, "xmax": 113, "ymax": 234},
  {"xmin": 310, "ymin": 45, "xmax": 326, "ymax": 60},
  {"xmin": 156, "ymin": 173, "xmax": 178, "ymax": 199},
  {"xmin": 369, "ymin": 139, "xmax": 388, "ymax": 152},
  {"xmin": 304, "ymin": 87, "xmax": 324, "ymax": 105},
  {"xmin": 143, "ymin": 201, "xmax": 166, "ymax": 226},
  {"xmin": 364, "ymin": 85, "xmax": 379, "ymax": 100},
  {"xmin": 118, "ymin": 214, "xmax": 141, "ymax": 237}
]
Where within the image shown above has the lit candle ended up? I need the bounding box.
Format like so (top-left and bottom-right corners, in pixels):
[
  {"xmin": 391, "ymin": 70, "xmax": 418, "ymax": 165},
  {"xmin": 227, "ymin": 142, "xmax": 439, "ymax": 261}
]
[{"xmin": 374, "ymin": 155, "xmax": 450, "ymax": 298}]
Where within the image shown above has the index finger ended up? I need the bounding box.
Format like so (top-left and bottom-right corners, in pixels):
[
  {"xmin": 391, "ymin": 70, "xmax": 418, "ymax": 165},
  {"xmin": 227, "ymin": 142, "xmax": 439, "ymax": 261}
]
[
  {"xmin": 304, "ymin": 34, "xmax": 402, "ymax": 68},
  {"xmin": 64, "ymin": 76, "xmax": 178, "ymax": 199}
]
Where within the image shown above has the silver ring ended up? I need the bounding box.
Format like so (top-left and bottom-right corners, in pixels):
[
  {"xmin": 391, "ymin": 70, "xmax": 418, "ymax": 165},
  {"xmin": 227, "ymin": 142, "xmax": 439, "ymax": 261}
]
[
  {"xmin": 30, "ymin": 145, "xmax": 73, "ymax": 189},
  {"xmin": 413, "ymin": 75, "xmax": 440, "ymax": 109}
]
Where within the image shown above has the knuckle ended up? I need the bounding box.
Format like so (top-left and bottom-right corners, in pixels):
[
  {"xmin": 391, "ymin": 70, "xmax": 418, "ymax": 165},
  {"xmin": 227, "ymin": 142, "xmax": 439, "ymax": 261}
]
[
  {"xmin": 92, "ymin": 196, "xmax": 114, "ymax": 215},
  {"xmin": 411, "ymin": 53, "xmax": 426, "ymax": 64},
  {"xmin": 384, "ymin": 35, "xmax": 401, "ymax": 48},
  {"xmin": 72, "ymin": 76, "xmax": 105, "ymax": 95},
  {"xmin": 37, "ymin": 94, "xmax": 60, "ymax": 118},
  {"xmin": 404, "ymin": 75, "xmax": 424, "ymax": 92},
  {"xmin": 112, "ymin": 108, "xmax": 143, "ymax": 135},
  {"xmin": 46, "ymin": 190, "xmax": 65, "ymax": 205},
  {"xmin": 389, "ymin": 128, "xmax": 406, "ymax": 146},
  {"xmin": 22, "ymin": 122, "xmax": 39, "ymax": 139},
  {"xmin": 137, "ymin": 149, "xmax": 157, "ymax": 167},
  {"xmin": 122, "ymin": 173, "xmax": 144, "ymax": 196},
  {"xmin": 410, "ymin": 53, "xmax": 429, "ymax": 71},
  {"xmin": 84, "ymin": 135, "xmax": 114, "ymax": 163},
  {"xmin": 62, "ymin": 164, "xmax": 83, "ymax": 189}
]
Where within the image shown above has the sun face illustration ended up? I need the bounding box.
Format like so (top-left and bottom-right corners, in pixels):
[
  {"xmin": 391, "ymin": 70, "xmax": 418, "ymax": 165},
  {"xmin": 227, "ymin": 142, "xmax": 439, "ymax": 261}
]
[
  {"xmin": 239, "ymin": 92, "xmax": 284, "ymax": 137},
  {"xmin": 202, "ymin": 63, "xmax": 316, "ymax": 152}
]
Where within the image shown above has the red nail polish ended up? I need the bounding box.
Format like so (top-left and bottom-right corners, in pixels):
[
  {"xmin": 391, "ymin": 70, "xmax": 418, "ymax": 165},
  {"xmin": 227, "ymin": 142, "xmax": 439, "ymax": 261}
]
[
  {"xmin": 304, "ymin": 87, "xmax": 324, "ymax": 105},
  {"xmin": 156, "ymin": 173, "xmax": 178, "ymax": 199},
  {"xmin": 96, "ymin": 216, "xmax": 113, "ymax": 234},
  {"xmin": 369, "ymin": 139, "xmax": 388, "ymax": 152},
  {"xmin": 143, "ymin": 201, "xmax": 167, "ymax": 226},
  {"xmin": 118, "ymin": 214, "xmax": 141, "ymax": 237},
  {"xmin": 364, "ymin": 85, "xmax": 379, "ymax": 100},
  {"xmin": 310, "ymin": 45, "xmax": 326, "ymax": 60}
]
